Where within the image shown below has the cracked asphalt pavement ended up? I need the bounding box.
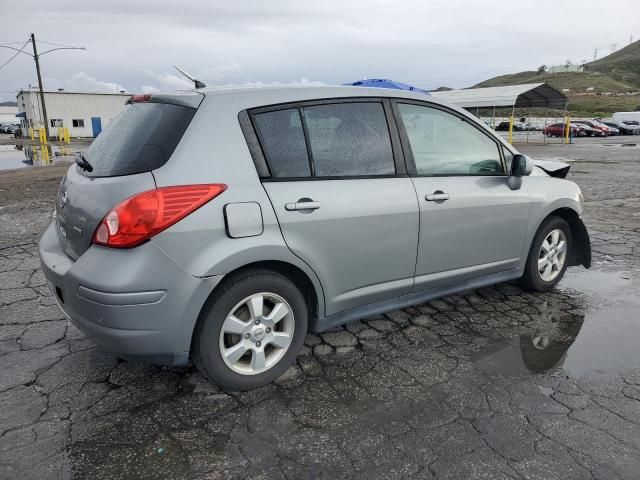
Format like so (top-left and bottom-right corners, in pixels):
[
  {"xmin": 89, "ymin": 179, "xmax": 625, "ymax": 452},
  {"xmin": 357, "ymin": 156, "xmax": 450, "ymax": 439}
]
[{"xmin": 1, "ymin": 138, "xmax": 639, "ymax": 479}]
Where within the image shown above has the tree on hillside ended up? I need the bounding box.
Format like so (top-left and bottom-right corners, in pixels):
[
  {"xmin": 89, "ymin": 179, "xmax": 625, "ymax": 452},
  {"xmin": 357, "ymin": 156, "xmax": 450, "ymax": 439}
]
[{"xmin": 537, "ymin": 65, "xmax": 548, "ymax": 74}]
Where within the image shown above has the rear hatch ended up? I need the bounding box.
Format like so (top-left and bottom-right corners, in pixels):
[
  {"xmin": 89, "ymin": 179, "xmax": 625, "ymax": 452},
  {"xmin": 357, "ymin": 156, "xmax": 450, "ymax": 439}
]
[{"xmin": 55, "ymin": 93, "xmax": 202, "ymax": 259}]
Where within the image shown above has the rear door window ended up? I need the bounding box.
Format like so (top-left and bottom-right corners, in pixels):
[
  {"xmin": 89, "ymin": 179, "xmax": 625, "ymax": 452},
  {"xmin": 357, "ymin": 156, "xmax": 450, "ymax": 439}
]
[
  {"xmin": 83, "ymin": 102, "xmax": 196, "ymax": 177},
  {"xmin": 302, "ymin": 103, "xmax": 395, "ymax": 177},
  {"xmin": 251, "ymin": 101, "xmax": 395, "ymax": 179}
]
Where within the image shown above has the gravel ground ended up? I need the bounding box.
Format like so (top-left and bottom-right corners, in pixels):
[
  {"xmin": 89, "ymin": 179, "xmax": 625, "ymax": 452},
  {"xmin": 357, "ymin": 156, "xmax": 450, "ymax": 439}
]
[{"xmin": 0, "ymin": 138, "xmax": 639, "ymax": 479}]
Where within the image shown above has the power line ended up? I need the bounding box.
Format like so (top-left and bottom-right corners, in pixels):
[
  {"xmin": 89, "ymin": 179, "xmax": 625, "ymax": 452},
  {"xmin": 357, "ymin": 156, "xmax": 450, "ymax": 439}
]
[
  {"xmin": 0, "ymin": 39, "xmax": 30, "ymax": 71},
  {"xmin": 36, "ymin": 40, "xmax": 80, "ymax": 48}
]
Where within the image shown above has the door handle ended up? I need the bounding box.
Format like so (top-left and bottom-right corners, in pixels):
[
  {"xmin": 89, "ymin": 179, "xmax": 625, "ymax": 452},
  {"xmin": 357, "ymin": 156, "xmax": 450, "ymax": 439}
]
[
  {"xmin": 425, "ymin": 191, "xmax": 449, "ymax": 202},
  {"xmin": 285, "ymin": 200, "xmax": 321, "ymax": 212}
]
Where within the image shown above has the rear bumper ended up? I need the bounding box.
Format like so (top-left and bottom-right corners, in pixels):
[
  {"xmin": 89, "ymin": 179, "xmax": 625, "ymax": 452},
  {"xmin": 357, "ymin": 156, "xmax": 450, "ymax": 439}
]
[{"xmin": 38, "ymin": 221, "xmax": 222, "ymax": 365}]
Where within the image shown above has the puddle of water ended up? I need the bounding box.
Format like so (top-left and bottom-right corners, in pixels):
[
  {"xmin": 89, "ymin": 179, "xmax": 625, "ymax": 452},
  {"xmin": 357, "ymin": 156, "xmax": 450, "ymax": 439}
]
[
  {"xmin": 0, "ymin": 144, "xmax": 83, "ymax": 171},
  {"xmin": 473, "ymin": 270, "xmax": 640, "ymax": 378},
  {"xmin": 559, "ymin": 270, "xmax": 639, "ymax": 376}
]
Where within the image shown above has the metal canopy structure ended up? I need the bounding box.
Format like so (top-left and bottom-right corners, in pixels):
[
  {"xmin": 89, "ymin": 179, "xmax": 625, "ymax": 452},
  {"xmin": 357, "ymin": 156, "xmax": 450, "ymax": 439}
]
[{"xmin": 431, "ymin": 83, "xmax": 567, "ymax": 109}]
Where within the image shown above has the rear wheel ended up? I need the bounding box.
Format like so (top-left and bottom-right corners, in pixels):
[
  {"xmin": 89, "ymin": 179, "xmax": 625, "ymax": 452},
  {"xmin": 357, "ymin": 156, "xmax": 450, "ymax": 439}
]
[
  {"xmin": 193, "ymin": 269, "xmax": 308, "ymax": 390},
  {"xmin": 520, "ymin": 216, "xmax": 572, "ymax": 292}
]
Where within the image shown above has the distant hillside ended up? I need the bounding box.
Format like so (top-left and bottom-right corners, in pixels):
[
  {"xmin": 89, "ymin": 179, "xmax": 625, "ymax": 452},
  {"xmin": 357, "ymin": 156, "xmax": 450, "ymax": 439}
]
[
  {"xmin": 586, "ymin": 40, "xmax": 640, "ymax": 89},
  {"xmin": 471, "ymin": 40, "xmax": 640, "ymax": 114},
  {"xmin": 474, "ymin": 71, "xmax": 635, "ymax": 93},
  {"xmin": 0, "ymin": 101, "xmax": 17, "ymax": 107}
]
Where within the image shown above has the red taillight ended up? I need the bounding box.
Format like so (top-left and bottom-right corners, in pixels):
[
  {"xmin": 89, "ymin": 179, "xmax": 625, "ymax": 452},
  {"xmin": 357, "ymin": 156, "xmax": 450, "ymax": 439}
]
[
  {"xmin": 130, "ymin": 94, "xmax": 151, "ymax": 103},
  {"xmin": 92, "ymin": 184, "xmax": 227, "ymax": 248}
]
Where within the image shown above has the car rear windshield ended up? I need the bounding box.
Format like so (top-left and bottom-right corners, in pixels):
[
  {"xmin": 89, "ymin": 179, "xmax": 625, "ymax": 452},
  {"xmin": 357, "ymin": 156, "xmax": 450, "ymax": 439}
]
[{"xmin": 83, "ymin": 102, "xmax": 196, "ymax": 177}]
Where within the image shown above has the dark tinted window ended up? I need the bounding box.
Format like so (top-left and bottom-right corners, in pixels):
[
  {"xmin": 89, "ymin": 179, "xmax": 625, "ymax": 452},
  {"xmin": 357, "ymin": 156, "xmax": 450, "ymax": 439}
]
[
  {"xmin": 84, "ymin": 102, "xmax": 195, "ymax": 177},
  {"xmin": 253, "ymin": 109, "xmax": 310, "ymax": 178},
  {"xmin": 302, "ymin": 103, "xmax": 394, "ymax": 177}
]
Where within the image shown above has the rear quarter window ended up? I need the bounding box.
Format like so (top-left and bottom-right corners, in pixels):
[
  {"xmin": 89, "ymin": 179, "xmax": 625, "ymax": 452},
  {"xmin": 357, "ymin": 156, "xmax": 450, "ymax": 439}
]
[
  {"xmin": 83, "ymin": 102, "xmax": 196, "ymax": 177},
  {"xmin": 253, "ymin": 109, "xmax": 310, "ymax": 178}
]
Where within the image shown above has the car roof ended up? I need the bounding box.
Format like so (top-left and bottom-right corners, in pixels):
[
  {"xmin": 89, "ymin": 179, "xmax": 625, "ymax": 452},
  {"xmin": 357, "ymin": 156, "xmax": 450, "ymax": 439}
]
[{"xmin": 196, "ymin": 84, "xmax": 456, "ymax": 108}]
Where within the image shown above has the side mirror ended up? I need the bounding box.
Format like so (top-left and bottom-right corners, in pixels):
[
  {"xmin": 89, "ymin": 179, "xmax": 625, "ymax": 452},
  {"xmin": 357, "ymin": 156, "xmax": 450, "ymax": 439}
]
[
  {"xmin": 511, "ymin": 154, "xmax": 533, "ymax": 177},
  {"xmin": 508, "ymin": 154, "xmax": 533, "ymax": 190}
]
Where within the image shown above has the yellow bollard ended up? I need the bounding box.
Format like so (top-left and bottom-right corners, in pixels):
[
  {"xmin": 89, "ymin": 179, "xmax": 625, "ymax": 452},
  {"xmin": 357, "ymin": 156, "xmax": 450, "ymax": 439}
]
[
  {"xmin": 29, "ymin": 127, "xmax": 34, "ymax": 141},
  {"xmin": 564, "ymin": 116, "xmax": 571, "ymax": 144},
  {"xmin": 507, "ymin": 115, "xmax": 514, "ymax": 145},
  {"xmin": 65, "ymin": 127, "xmax": 71, "ymax": 144}
]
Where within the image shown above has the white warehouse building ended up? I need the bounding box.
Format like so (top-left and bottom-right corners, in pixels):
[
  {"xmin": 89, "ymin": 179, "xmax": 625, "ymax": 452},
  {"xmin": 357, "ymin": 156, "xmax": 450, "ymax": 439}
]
[
  {"xmin": 16, "ymin": 90, "xmax": 131, "ymax": 138},
  {"xmin": 0, "ymin": 105, "xmax": 19, "ymax": 124}
]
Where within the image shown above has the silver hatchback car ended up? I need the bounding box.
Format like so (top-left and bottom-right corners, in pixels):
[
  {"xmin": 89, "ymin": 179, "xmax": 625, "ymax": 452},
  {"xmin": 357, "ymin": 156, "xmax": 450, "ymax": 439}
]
[{"xmin": 39, "ymin": 86, "xmax": 590, "ymax": 390}]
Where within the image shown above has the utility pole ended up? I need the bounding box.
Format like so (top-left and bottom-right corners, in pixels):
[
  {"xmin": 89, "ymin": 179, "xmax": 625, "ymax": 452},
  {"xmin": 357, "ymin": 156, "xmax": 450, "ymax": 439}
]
[
  {"xmin": 31, "ymin": 33, "xmax": 50, "ymax": 141},
  {"xmin": 0, "ymin": 36, "xmax": 84, "ymax": 142}
]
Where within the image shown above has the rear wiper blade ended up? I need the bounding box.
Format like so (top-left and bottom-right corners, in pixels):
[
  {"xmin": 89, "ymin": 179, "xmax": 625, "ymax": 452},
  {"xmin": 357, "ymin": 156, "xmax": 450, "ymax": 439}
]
[{"xmin": 75, "ymin": 154, "xmax": 93, "ymax": 172}]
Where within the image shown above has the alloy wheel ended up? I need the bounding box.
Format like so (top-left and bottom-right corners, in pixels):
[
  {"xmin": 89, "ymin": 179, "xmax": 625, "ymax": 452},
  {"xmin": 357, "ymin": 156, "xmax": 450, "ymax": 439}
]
[
  {"xmin": 537, "ymin": 229, "xmax": 567, "ymax": 282},
  {"xmin": 219, "ymin": 292, "xmax": 295, "ymax": 375}
]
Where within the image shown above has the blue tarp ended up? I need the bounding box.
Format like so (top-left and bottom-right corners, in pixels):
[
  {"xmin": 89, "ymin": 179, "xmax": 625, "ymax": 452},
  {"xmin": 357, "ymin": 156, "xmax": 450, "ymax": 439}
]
[{"xmin": 345, "ymin": 79, "xmax": 429, "ymax": 95}]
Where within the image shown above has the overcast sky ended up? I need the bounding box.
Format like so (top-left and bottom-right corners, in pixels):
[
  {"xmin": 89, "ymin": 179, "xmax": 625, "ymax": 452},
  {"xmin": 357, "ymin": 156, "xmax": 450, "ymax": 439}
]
[{"xmin": 1, "ymin": 0, "xmax": 639, "ymax": 102}]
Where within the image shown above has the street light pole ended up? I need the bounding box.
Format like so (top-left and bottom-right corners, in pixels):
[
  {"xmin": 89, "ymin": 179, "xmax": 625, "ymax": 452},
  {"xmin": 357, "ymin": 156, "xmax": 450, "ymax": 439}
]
[
  {"xmin": 1, "ymin": 36, "xmax": 85, "ymax": 142},
  {"xmin": 31, "ymin": 33, "xmax": 50, "ymax": 141}
]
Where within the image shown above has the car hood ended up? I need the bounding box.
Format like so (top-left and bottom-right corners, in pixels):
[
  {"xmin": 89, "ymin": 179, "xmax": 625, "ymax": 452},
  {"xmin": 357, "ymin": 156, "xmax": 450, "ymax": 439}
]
[{"xmin": 532, "ymin": 159, "xmax": 571, "ymax": 178}]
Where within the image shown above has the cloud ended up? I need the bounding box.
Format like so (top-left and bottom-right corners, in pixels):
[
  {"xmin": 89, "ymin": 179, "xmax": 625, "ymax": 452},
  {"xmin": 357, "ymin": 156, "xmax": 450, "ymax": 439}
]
[
  {"xmin": 1, "ymin": 0, "xmax": 639, "ymax": 102},
  {"xmin": 143, "ymin": 70, "xmax": 193, "ymax": 91},
  {"xmin": 43, "ymin": 72, "xmax": 127, "ymax": 93},
  {"xmin": 222, "ymin": 78, "xmax": 326, "ymax": 88}
]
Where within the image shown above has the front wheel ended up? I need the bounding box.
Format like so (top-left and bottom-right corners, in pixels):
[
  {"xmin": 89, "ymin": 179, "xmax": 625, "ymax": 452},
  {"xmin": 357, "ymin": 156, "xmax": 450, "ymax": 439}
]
[
  {"xmin": 192, "ymin": 269, "xmax": 308, "ymax": 390},
  {"xmin": 520, "ymin": 216, "xmax": 572, "ymax": 292}
]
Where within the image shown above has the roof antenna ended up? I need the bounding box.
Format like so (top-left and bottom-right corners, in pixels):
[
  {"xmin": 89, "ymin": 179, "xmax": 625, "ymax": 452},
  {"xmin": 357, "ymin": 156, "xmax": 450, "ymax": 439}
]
[{"xmin": 173, "ymin": 65, "xmax": 206, "ymax": 89}]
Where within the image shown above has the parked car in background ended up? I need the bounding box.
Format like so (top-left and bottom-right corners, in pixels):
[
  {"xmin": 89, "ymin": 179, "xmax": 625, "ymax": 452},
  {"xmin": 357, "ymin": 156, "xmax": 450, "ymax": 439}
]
[
  {"xmin": 543, "ymin": 123, "xmax": 578, "ymax": 137},
  {"xmin": 574, "ymin": 123, "xmax": 603, "ymax": 137},
  {"xmin": 0, "ymin": 124, "xmax": 11, "ymax": 133},
  {"xmin": 495, "ymin": 121, "xmax": 525, "ymax": 131},
  {"xmin": 592, "ymin": 119, "xmax": 619, "ymax": 135},
  {"xmin": 574, "ymin": 120, "xmax": 611, "ymax": 136},
  {"xmin": 603, "ymin": 121, "xmax": 638, "ymax": 135},
  {"xmin": 576, "ymin": 120, "xmax": 613, "ymax": 136},
  {"xmin": 39, "ymin": 86, "xmax": 591, "ymax": 390}
]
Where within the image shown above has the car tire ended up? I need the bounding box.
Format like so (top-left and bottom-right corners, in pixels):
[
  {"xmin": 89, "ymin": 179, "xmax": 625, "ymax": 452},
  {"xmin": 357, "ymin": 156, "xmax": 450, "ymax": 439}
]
[
  {"xmin": 520, "ymin": 216, "xmax": 572, "ymax": 292},
  {"xmin": 192, "ymin": 269, "xmax": 308, "ymax": 391}
]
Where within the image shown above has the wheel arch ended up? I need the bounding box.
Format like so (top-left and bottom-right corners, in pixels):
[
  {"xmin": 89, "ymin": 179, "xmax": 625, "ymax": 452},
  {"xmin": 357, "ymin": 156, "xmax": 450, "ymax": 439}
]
[
  {"xmin": 189, "ymin": 260, "xmax": 323, "ymax": 356},
  {"xmin": 540, "ymin": 207, "xmax": 591, "ymax": 268}
]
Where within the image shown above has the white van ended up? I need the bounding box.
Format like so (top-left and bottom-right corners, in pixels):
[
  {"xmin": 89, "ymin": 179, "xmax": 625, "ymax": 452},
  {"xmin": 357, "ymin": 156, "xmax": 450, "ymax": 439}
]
[{"xmin": 612, "ymin": 112, "xmax": 640, "ymax": 123}]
